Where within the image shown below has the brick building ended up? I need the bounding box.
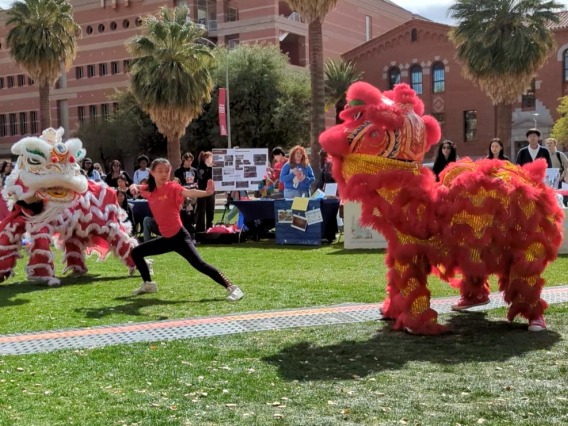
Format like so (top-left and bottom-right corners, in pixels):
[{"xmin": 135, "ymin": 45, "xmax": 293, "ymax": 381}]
[
  {"xmin": 0, "ymin": 0, "xmax": 414, "ymax": 157},
  {"xmin": 342, "ymin": 15, "xmax": 568, "ymax": 160}
]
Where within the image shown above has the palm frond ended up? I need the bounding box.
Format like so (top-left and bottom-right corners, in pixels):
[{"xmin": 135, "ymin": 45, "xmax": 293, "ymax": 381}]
[
  {"xmin": 448, "ymin": 0, "xmax": 562, "ymax": 104},
  {"xmin": 324, "ymin": 59, "xmax": 363, "ymax": 111}
]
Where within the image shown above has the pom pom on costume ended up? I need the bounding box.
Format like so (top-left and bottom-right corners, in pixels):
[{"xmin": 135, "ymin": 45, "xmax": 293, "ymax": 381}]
[
  {"xmin": 0, "ymin": 128, "xmax": 137, "ymax": 286},
  {"xmin": 320, "ymin": 82, "xmax": 564, "ymax": 335}
]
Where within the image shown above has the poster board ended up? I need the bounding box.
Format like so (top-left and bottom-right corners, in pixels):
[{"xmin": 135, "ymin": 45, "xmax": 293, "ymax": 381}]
[
  {"xmin": 560, "ymin": 208, "xmax": 568, "ymax": 255},
  {"xmin": 343, "ymin": 201, "xmax": 387, "ymax": 249},
  {"xmin": 544, "ymin": 168, "xmax": 560, "ymax": 188},
  {"xmin": 212, "ymin": 148, "xmax": 269, "ymax": 191}
]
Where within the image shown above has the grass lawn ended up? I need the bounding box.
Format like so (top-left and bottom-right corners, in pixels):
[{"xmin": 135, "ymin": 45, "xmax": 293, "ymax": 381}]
[
  {"xmin": 0, "ymin": 242, "xmax": 566, "ymax": 335},
  {"xmin": 0, "ymin": 305, "xmax": 567, "ymax": 425},
  {"xmin": 0, "ymin": 242, "xmax": 567, "ymax": 425}
]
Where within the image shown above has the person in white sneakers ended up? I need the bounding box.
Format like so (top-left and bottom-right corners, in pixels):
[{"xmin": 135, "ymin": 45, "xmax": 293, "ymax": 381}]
[{"xmin": 128, "ymin": 158, "xmax": 244, "ymax": 301}]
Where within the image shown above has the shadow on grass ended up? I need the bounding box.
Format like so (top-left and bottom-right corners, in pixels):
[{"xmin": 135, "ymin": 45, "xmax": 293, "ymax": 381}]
[
  {"xmin": 326, "ymin": 248, "xmax": 387, "ymax": 255},
  {"xmin": 0, "ymin": 275, "xmax": 126, "ymax": 308},
  {"xmin": 74, "ymin": 295, "xmax": 226, "ymax": 319},
  {"xmin": 263, "ymin": 312, "xmax": 561, "ymax": 381}
]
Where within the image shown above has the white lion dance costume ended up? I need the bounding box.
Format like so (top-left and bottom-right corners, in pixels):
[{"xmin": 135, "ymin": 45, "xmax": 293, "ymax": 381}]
[{"xmin": 0, "ymin": 128, "xmax": 137, "ymax": 286}]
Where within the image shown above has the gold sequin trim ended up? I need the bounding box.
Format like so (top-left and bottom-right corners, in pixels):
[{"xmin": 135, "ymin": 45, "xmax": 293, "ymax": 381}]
[
  {"xmin": 343, "ymin": 154, "xmax": 420, "ymax": 182},
  {"xmin": 450, "ymin": 211, "xmax": 494, "ymax": 239},
  {"xmin": 525, "ymin": 242, "xmax": 546, "ymax": 262},
  {"xmin": 401, "ymin": 277, "xmax": 420, "ymax": 297},
  {"xmin": 410, "ymin": 295, "xmax": 429, "ymax": 316}
]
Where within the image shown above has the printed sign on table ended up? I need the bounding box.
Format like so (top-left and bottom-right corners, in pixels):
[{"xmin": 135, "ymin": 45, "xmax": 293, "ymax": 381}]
[{"xmin": 212, "ymin": 148, "xmax": 269, "ymax": 191}]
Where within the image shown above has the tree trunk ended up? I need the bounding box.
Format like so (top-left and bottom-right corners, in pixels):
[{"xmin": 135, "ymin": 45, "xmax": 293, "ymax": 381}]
[
  {"xmin": 166, "ymin": 132, "xmax": 181, "ymax": 179},
  {"xmin": 308, "ymin": 17, "xmax": 325, "ymax": 183},
  {"xmin": 496, "ymin": 102, "xmax": 513, "ymax": 159},
  {"xmin": 39, "ymin": 82, "xmax": 51, "ymax": 130}
]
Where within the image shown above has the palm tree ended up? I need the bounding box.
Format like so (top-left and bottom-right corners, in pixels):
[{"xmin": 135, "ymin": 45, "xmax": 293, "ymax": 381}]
[
  {"xmin": 286, "ymin": 0, "xmax": 339, "ymax": 178},
  {"xmin": 125, "ymin": 6, "xmax": 215, "ymax": 169},
  {"xmin": 6, "ymin": 0, "xmax": 81, "ymax": 130},
  {"xmin": 324, "ymin": 59, "xmax": 363, "ymax": 124},
  {"xmin": 448, "ymin": 0, "xmax": 562, "ymax": 153}
]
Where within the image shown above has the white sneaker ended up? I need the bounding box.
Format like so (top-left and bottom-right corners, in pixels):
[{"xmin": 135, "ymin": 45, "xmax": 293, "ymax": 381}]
[
  {"xmin": 226, "ymin": 285, "xmax": 244, "ymax": 301},
  {"xmin": 132, "ymin": 281, "xmax": 158, "ymax": 295}
]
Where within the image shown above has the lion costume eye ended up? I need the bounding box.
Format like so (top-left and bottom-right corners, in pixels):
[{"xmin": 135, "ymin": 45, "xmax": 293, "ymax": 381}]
[
  {"xmin": 54, "ymin": 143, "xmax": 67, "ymax": 155},
  {"xmin": 26, "ymin": 157, "xmax": 42, "ymax": 166}
]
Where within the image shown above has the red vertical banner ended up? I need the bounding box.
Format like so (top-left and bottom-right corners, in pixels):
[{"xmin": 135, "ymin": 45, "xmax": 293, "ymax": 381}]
[{"xmin": 218, "ymin": 88, "xmax": 227, "ymax": 136}]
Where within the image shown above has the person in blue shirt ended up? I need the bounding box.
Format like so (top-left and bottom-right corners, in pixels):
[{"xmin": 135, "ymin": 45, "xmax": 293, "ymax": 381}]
[{"xmin": 279, "ymin": 145, "xmax": 315, "ymax": 198}]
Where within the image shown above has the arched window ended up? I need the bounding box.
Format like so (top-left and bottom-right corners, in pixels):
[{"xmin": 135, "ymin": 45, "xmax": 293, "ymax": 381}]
[
  {"xmin": 410, "ymin": 65, "xmax": 422, "ymax": 95},
  {"xmin": 388, "ymin": 67, "xmax": 401, "ymax": 89},
  {"xmin": 564, "ymin": 49, "xmax": 568, "ymax": 82},
  {"xmin": 432, "ymin": 62, "xmax": 445, "ymax": 93},
  {"xmin": 411, "ymin": 28, "xmax": 417, "ymax": 42}
]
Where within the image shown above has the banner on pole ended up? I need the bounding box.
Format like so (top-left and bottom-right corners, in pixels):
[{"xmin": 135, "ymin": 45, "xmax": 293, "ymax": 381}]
[{"xmin": 218, "ymin": 88, "xmax": 227, "ymax": 136}]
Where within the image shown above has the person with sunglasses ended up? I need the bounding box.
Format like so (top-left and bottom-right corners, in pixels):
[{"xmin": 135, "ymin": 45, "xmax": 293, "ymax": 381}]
[
  {"xmin": 432, "ymin": 140, "xmax": 457, "ymax": 182},
  {"xmin": 105, "ymin": 160, "xmax": 132, "ymax": 188}
]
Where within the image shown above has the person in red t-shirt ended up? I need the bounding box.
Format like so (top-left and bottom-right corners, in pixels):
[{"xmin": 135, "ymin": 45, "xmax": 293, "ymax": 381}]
[
  {"xmin": 128, "ymin": 158, "xmax": 244, "ymax": 301},
  {"xmin": 270, "ymin": 147, "xmax": 287, "ymax": 193}
]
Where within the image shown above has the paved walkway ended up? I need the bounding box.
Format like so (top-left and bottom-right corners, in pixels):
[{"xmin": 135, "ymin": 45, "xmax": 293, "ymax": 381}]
[{"xmin": 1, "ymin": 285, "xmax": 568, "ymax": 356}]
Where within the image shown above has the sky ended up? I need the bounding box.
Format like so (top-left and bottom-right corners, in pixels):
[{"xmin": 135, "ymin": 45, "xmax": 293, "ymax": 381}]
[
  {"xmin": 393, "ymin": 0, "xmax": 568, "ymax": 24},
  {"xmin": 1, "ymin": 0, "xmax": 568, "ymax": 21}
]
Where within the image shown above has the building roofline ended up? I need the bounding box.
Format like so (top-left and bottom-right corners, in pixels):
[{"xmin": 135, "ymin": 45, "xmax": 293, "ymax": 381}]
[{"xmin": 342, "ymin": 18, "xmax": 453, "ymax": 59}]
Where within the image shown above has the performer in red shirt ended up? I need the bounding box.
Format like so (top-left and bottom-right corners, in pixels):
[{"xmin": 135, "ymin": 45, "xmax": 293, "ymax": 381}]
[{"xmin": 129, "ymin": 158, "xmax": 244, "ymax": 300}]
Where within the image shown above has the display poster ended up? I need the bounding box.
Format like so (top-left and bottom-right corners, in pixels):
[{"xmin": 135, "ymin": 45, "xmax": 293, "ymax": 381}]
[
  {"xmin": 343, "ymin": 201, "xmax": 388, "ymax": 249},
  {"xmin": 212, "ymin": 148, "xmax": 269, "ymax": 191}
]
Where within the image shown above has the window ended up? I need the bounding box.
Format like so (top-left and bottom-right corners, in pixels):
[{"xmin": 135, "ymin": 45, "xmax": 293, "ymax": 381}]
[
  {"xmin": 365, "ymin": 16, "xmax": 372, "ymax": 41},
  {"xmin": 9, "ymin": 113, "xmax": 17, "ymax": 136},
  {"xmin": 522, "ymin": 79, "xmax": 536, "ymax": 109},
  {"xmin": 7, "ymin": 76, "xmax": 14, "ymax": 88},
  {"xmin": 135, "ymin": 17, "xmax": 142, "ymax": 27},
  {"xmin": 78, "ymin": 106, "xmax": 85, "ymax": 124},
  {"xmin": 98, "ymin": 24, "xmax": 105, "ymax": 33},
  {"xmin": 30, "ymin": 111, "xmax": 38, "ymax": 134},
  {"xmin": 122, "ymin": 19, "xmax": 130, "ymax": 29},
  {"xmin": 410, "ymin": 65, "xmax": 423, "ymax": 95},
  {"xmin": 28, "ymin": 77, "xmax": 34, "ymax": 85},
  {"xmin": 112, "ymin": 102, "xmax": 119, "ymax": 113},
  {"xmin": 111, "ymin": 61, "xmax": 119, "ymax": 74},
  {"xmin": 0, "ymin": 115, "xmax": 6, "ymax": 137},
  {"xmin": 464, "ymin": 110, "xmax": 477, "ymax": 142},
  {"xmin": 76, "ymin": 66, "xmax": 84, "ymax": 79},
  {"xmin": 110, "ymin": 21, "xmax": 117, "ymax": 31},
  {"xmin": 0, "ymin": 77, "xmax": 3, "ymax": 89},
  {"xmin": 101, "ymin": 104, "xmax": 110, "ymax": 121},
  {"xmin": 19, "ymin": 112, "xmax": 27, "ymax": 134},
  {"xmin": 99, "ymin": 63, "xmax": 108, "ymax": 76},
  {"xmin": 89, "ymin": 105, "xmax": 97, "ymax": 123},
  {"xmin": 432, "ymin": 62, "xmax": 445, "ymax": 93},
  {"xmin": 228, "ymin": 7, "xmax": 238, "ymax": 22},
  {"xmin": 388, "ymin": 67, "xmax": 400, "ymax": 89},
  {"xmin": 87, "ymin": 65, "xmax": 96, "ymax": 78},
  {"xmin": 17, "ymin": 74, "xmax": 26, "ymax": 87},
  {"xmin": 411, "ymin": 28, "xmax": 417, "ymax": 42},
  {"xmin": 123, "ymin": 60, "xmax": 131, "ymax": 72},
  {"xmin": 86, "ymin": 25, "xmax": 93, "ymax": 35},
  {"xmin": 564, "ymin": 49, "xmax": 568, "ymax": 82},
  {"xmin": 432, "ymin": 113, "xmax": 446, "ymax": 137},
  {"xmin": 228, "ymin": 39, "xmax": 239, "ymax": 49}
]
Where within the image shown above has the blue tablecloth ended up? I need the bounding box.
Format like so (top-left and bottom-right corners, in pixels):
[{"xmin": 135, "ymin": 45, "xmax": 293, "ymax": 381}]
[{"xmin": 232, "ymin": 199, "xmax": 339, "ymax": 243}]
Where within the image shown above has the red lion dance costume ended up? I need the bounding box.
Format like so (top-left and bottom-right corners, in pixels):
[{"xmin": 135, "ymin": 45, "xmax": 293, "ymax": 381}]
[
  {"xmin": 320, "ymin": 82, "xmax": 564, "ymax": 335},
  {"xmin": 0, "ymin": 127, "xmax": 137, "ymax": 286}
]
